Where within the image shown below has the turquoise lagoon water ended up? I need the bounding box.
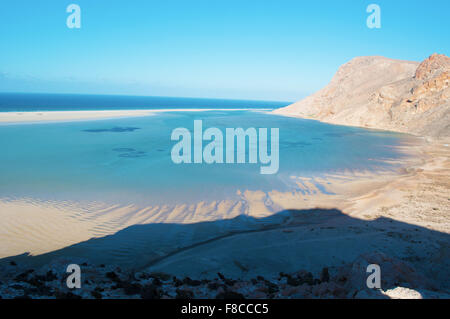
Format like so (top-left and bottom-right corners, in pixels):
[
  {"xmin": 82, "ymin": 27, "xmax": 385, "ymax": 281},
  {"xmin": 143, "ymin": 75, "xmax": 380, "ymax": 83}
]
[{"xmin": 0, "ymin": 106, "xmax": 413, "ymax": 206}]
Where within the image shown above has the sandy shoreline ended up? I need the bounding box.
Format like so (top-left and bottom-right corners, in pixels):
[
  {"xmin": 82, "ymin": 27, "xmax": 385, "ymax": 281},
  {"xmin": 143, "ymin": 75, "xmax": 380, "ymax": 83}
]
[
  {"xmin": 0, "ymin": 138, "xmax": 448, "ymax": 249},
  {"xmin": 0, "ymin": 123, "xmax": 448, "ymax": 298},
  {"xmin": 0, "ymin": 108, "xmax": 270, "ymax": 124}
]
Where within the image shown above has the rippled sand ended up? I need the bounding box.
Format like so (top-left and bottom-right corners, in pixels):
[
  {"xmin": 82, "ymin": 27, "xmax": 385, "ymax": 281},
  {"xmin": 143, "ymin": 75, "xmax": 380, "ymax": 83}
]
[{"xmin": 0, "ymin": 139, "xmax": 448, "ymax": 286}]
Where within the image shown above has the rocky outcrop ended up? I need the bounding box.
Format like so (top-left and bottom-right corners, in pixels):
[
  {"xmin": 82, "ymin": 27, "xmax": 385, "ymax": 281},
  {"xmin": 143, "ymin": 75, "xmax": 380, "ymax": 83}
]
[
  {"xmin": 1, "ymin": 252, "xmax": 447, "ymax": 299},
  {"xmin": 273, "ymin": 54, "xmax": 450, "ymax": 138}
]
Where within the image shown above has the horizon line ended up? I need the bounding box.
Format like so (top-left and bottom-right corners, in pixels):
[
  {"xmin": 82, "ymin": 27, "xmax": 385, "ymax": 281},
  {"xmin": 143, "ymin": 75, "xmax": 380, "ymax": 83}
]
[{"xmin": 0, "ymin": 91, "xmax": 294, "ymax": 104}]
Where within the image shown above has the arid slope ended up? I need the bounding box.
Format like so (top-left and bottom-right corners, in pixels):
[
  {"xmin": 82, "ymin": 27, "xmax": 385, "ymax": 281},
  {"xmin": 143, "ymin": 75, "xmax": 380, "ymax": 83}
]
[{"xmin": 274, "ymin": 54, "xmax": 450, "ymax": 139}]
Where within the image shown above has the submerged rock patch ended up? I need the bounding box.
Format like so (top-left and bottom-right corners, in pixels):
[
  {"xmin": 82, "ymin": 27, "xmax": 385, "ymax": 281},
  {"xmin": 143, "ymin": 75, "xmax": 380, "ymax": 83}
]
[
  {"xmin": 112, "ymin": 148, "xmax": 136, "ymax": 152},
  {"xmin": 83, "ymin": 127, "xmax": 141, "ymax": 133},
  {"xmin": 118, "ymin": 151, "xmax": 147, "ymax": 158}
]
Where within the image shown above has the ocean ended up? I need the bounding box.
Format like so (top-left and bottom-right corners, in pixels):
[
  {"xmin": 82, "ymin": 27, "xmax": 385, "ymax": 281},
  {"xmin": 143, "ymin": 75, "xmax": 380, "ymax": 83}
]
[{"xmin": 0, "ymin": 93, "xmax": 289, "ymax": 112}]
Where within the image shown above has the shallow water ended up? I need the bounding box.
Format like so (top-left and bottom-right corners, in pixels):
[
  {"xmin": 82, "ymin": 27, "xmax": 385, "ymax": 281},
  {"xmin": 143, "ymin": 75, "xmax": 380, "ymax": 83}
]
[{"xmin": 0, "ymin": 110, "xmax": 412, "ymax": 206}]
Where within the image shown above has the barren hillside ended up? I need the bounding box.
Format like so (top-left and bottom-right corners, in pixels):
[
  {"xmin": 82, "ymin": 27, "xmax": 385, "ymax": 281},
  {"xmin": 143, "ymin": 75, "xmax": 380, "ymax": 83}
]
[{"xmin": 274, "ymin": 54, "xmax": 450, "ymax": 139}]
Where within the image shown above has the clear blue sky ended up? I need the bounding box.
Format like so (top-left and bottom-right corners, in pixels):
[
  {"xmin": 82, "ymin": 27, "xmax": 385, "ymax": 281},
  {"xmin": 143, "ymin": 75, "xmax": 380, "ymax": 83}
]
[{"xmin": 0, "ymin": 0, "xmax": 448, "ymax": 101}]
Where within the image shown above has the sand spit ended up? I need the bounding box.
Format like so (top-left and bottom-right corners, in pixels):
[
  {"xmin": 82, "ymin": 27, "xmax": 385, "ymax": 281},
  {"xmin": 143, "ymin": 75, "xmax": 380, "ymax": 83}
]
[
  {"xmin": 0, "ymin": 110, "xmax": 155, "ymax": 124},
  {"xmin": 0, "ymin": 108, "xmax": 270, "ymax": 124}
]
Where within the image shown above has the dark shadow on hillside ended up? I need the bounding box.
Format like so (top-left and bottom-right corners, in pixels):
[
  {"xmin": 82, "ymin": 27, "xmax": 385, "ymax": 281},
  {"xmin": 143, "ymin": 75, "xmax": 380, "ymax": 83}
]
[{"xmin": 0, "ymin": 208, "xmax": 449, "ymax": 295}]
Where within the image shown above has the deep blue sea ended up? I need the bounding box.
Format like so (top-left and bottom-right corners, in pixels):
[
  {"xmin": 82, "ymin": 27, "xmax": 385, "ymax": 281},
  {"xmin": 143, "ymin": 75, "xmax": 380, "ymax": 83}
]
[
  {"xmin": 0, "ymin": 93, "xmax": 289, "ymax": 112},
  {"xmin": 0, "ymin": 93, "xmax": 414, "ymax": 206}
]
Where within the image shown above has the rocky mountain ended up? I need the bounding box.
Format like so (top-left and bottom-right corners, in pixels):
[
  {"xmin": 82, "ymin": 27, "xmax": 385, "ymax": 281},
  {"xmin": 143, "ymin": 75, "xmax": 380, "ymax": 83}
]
[{"xmin": 273, "ymin": 54, "xmax": 450, "ymax": 138}]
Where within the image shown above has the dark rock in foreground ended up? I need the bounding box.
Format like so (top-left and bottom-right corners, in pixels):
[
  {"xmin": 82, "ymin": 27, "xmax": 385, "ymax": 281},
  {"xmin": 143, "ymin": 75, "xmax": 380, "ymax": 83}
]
[{"xmin": 0, "ymin": 252, "xmax": 448, "ymax": 299}]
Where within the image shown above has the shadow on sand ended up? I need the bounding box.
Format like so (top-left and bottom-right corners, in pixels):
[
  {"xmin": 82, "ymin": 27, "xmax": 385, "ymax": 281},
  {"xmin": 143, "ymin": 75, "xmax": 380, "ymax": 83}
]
[{"xmin": 1, "ymin": 208, "xmax": 449, "ymax": 294}]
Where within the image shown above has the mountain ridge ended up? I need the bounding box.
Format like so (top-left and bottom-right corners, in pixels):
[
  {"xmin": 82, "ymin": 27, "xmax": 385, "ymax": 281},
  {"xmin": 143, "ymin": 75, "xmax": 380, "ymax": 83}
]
[{"xmin": 273, "ymin": 53, "xmax": 450, "ymax": 139}]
